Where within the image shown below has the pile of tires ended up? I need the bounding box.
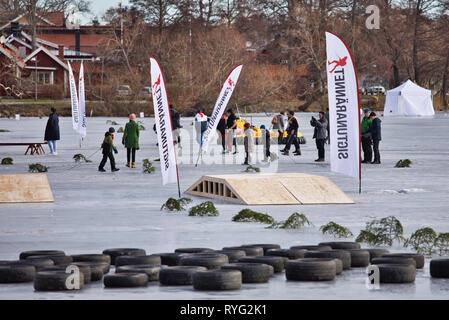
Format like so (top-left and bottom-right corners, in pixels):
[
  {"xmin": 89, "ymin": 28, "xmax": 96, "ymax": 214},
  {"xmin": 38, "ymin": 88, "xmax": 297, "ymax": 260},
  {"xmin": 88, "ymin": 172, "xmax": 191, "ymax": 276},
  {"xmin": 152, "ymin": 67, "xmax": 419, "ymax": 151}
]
[
  {"xmin": 193, "ymin": 269, "xmax": 242, "ymax": 291},
  {"xmin": 179, "ymin": 253, "xmax": 229, "ymax": 270},
  {"xmin": 285, "ymin": 259, "xmax": 337, "ymax": 281},
  {"xmin": 430, "ymin": 259, "xmax": 449, "ymax": 278},
  {"xmin": 102, "ymin": 248, "xmax": 146, "ymax": 265},
  {"xmin": 222, "ymin": 263, "xmax": 273, "ymax": 283}
]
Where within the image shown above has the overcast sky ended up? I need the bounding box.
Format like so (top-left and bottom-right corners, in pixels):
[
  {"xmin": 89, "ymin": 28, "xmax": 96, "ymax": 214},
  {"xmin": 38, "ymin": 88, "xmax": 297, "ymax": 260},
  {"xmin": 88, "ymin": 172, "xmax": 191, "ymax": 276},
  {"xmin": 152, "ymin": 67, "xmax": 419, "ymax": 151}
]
[{"xmin": 77, "ymin": 0, "xmax": 130, "ymax": 24}]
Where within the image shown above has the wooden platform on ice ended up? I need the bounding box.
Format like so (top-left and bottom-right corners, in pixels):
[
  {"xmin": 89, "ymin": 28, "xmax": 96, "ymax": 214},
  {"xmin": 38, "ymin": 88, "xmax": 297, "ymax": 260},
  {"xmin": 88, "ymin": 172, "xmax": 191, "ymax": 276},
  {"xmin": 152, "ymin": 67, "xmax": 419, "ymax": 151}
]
[
  {"xmin": 185, "ymin": 173, "xmax": 354, "ymax": 206},
  {"xmin": 0, "ymin": 174, "xmax": 54, "ymax": 203}
]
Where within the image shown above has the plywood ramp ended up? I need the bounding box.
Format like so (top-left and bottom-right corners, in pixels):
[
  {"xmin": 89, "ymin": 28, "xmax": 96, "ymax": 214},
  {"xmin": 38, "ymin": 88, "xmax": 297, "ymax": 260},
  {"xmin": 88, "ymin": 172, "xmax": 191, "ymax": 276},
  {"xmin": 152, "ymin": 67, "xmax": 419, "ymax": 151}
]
[
  {"xmin": 185, "ymin": 173, "xmax": 354, "ymax": 205},
  {"xmin": 0, "ymin": 174, "xmax": 54, "ymax": 203}
]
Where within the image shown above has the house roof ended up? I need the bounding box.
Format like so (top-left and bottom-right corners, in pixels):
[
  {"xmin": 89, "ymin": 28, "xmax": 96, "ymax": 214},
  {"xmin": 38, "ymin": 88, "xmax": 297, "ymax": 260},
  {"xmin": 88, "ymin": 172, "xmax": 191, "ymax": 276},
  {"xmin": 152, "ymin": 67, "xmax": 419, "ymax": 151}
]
[
  {"xmin": 0, "ymin": 44, "xmax": 26, "ymax": 68},
  {"xmin": 24, "ymin": 46, "xmax": 68, "ymax": 71},
  {"xmin": 21, "ymin": 31, "xmax": 59, "ymax": 49},
  {"xmin": 0, "ymin": 13, "xmax": 56, "ymax": 31}
]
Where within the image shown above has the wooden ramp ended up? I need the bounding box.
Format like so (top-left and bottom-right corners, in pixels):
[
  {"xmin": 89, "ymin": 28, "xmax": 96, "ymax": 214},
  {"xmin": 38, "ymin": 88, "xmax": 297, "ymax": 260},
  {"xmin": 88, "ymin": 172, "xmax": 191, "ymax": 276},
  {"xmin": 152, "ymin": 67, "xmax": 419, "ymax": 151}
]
[
  {"xmin": 185, "ymin": 173, "xmax": 354, "ymax": 205},
  {"xmin": 0, "ymin": 174, "xmax": 54, "ymax": 203}
]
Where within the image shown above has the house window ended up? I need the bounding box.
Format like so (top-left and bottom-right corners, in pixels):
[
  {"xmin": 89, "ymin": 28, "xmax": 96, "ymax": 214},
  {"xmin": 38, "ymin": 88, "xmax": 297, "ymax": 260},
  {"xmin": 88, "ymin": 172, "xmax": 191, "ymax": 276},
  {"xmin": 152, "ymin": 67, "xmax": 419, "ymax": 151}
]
[{"xmin": 37, "ymin": 72, "xmax": 53, "ymax": 84}]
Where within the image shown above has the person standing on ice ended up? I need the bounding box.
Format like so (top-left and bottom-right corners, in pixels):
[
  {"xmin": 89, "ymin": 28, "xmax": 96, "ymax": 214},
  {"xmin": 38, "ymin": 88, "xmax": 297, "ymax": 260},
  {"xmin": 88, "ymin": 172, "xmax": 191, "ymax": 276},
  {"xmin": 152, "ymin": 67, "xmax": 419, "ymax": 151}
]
[
  {"xmin": 370, "ymin": 112, "xmax": 382, "ymax": 164},
  {"xmin": 310, "ymin": 111, "xmax": 328, "ymax": 162},
  {"xmin": 44, "ymin": 107, "xmax": 60, "ymax": 155},
  {"xmin": 99, "ymin": 127, "xmax": 120, "ymax": 172},
  {"xmin": 217, "ymin": 114, "xmax": 227, "ymax": 153},
  {"xmin": 194, "ymin": 110, "xmax": 208, "ymax": 147},
  {"xmin": 361, "ymin": 109, "xmax": 373, "ymax": 163},
  {"xmin": 282, "ymin": 111, "xmax": 301, "ymax": 156},
  {"xmin": 243, "ymin": 122, "xmax": 254, "ymax": 165},
  {"xmin": 122, "ymin": 113, "xmax": 140, "ymax": 168},
  {"xmin": 226, "ymin": 109, "xmax": 238, "ymax": 154},
  {"xmin": 272, "ymin": 111, "xmax": 285, "ymax": 144},
  {"xmin": 260, "ymin": 125, "xmax": 272, "ymax": 162}
]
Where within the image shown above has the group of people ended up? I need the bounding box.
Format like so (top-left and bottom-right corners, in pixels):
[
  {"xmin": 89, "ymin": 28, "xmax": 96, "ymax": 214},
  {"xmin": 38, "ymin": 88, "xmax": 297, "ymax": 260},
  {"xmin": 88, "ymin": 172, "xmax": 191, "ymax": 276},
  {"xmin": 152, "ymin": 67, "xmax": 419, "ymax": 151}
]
[
  {"xmin": 43, "ymin": 105, "xmax": 382, "ymax": 172},
  {"xmin": 361, "ymin": 109, "xmax": 382, "ymax": 164}
]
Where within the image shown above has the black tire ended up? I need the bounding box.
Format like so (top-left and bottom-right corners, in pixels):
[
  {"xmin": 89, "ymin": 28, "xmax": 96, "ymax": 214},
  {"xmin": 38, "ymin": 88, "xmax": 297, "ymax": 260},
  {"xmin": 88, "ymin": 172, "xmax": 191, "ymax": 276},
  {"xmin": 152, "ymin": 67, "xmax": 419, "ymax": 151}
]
[
  {"xmin": 34, "ymin": 271, "xmax": 85, "ymax": 291},
  {"xmin": 285, "ymin": 259, "xmax": 336, "ymax": 281},
  {"xmin": 365, "ymin": 249, "xmax": 390, "ymax": 262},
  {"xmin": 41, "ymin": 265, "xmax": 92, "ymax": 284},
  {"xmin": 371, "ymin": 257, "xmax": 416, "ymax": 268},
  {"xmin": 244, "ymin": 244, "xmax": 281, "ymax": 255},
  {"xmin": 237, "ymin": 256, "xmax": 286, "ymax": 273},
  {"xmin": 71, "ymin": 262, "xmax": 104, "ymax": 281},
  {"xmin": 27, "ymin": 255, "xmax": 73, "ymax": 266},
  {"xmin": 223, "ymin": 246, "xmax": 264, "ymax": 256},
  {"xmin": 116, "ymin": 265, "xmax": 162, "ymax": 281},
  {"xmin": 193, "ymin": 269, "xmax": 242, "ymax": 291},
  {"xmin": 214, "ymin": 250, "xmax": 246, "ymax": 263},
  {"xmin": 20, "ymin": 250, "xmax": 65, "ymax": 260},
  {"xmin": 319, "ymin": 242, "xmax": 361, "ymax": 250},
  {"xmin": 430, "ymin": 259, "xmax": 449, "ymax": 278},
  {"xmin": 377, "ymin": 264, "xmax": 416, "ymax": 283},
  {"xmin": 222, "ymin": 263, "xmax": 273, "ymax": 283},
  {"xmin": 71, "ymin": 254, "xmax": 111, "ymax": 264},
  {"xmin": 155, "ymin": 253, "xmax": 189, "ymax": 266},
  {"xmin": 22, "ymin": 258, "xmax": 55, "ymax": 270},
  {"xmin": 0, "ymin": 265, "xmax": 35, "ymax": 283},
  {"xmin": 115, "ymin": 255, "xmax": 161, "ymax": 267},
  {"xmin": 0, "ymin": 260, "xmax": 29, "ymax": 266},
  {"xmin": 104, "ymin": 273, "xmax": 148, "ymax": 288},
  {"xmin": 102, "ymin": 248, "xmax": 146, "ymax": 265},
  {"xmin": 180, "ymin": 253, "xmax": 229, "ymax": 270},
  {"xmin": 382, "ymin": 253, "xmax": 425, "ymax": 269},
  {"xmin": 348, "ymin": 250, "xmax": 370, "ymax": 267},
  {"xmin": 174, "ymin": 248, "xmax": 214, "ymax": 254},
  {"xmin": 266, "ymin": 249, "xmax": 306, "ymax": 259},
  {"xmin": 304, "ymin": 250, "xmax": 351, "ymax": 270},
  {"xmin": 290, "ymin": 245, "xmax": 332, "ymax": 252},
  {"xmin": 159, "ymin": 266, "xmax": 207, "ymax": 286},
  {"xmin": 332, "ymin": 259, "xmax": 343, "ymax": 275}
]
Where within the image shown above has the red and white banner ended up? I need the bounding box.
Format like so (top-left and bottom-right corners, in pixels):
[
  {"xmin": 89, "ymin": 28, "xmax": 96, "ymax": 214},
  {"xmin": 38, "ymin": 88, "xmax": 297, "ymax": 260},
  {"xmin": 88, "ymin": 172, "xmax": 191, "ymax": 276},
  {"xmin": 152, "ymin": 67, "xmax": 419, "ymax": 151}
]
[
  {"xmin": 201, "ymin": 65, "xmax": 243, "ymax": 152},
  {"xmin": 78, "ymin": 61, "xmax": 87, "ymax": 139},
  {"xmin": 150, "ymin": 57, "xmax": 179, "ymax": 185},
  {"xmin": 325, "ymin": 31, "xmax": 361, "ymax": 180},
  {"xmin": 68, "ymin": 62, "xmax": 79, "ymax": 131}
]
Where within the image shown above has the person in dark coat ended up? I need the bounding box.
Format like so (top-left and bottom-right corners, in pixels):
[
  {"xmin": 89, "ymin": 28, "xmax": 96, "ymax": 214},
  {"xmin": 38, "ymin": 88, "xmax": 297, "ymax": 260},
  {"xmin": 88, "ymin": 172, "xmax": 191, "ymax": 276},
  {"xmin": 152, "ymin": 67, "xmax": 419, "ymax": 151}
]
[
  {"xmin": 44, "ymin": 108, "xmax": 60, "ymax": 155},
  {"xmin": 99, "ymin": 127, "xmax": 120, "ymax": 172},
  {"xmin": 260, "ymin": 125, "xmax": 271, "ymax": 162},
  {"xmin": 170, "ymin": 105, "xmax": 182, "ymax": 146},
  {"xmin": 369, "ymin": 112, "xmax": 382, "ymax": 164},
  {"xmin": 226, "ymin": 109, "xmax": 239, "ymax": 154},
  {"xmin": 282, "ymin": 111, "xmax": 301, "ymax": 156},
  {"xmin": 217, "ymin": 114, "xmax": 227, "ymax": 153},
  {"xmin": 311, "ymin": 111, "xmax": 328, "ymax": 162}
]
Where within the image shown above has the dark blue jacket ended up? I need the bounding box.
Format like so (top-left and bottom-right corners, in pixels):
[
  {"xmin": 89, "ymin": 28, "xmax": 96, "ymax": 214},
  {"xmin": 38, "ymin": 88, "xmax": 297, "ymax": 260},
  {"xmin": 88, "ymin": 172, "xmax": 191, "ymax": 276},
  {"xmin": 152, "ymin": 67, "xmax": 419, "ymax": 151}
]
[
  {"xmin": 44, "ymin": 112, "xmax": 60, "ymax": 141},
  {"xmin": 370, "ymin": 117, "xmax": 382, "ymax": 141}
]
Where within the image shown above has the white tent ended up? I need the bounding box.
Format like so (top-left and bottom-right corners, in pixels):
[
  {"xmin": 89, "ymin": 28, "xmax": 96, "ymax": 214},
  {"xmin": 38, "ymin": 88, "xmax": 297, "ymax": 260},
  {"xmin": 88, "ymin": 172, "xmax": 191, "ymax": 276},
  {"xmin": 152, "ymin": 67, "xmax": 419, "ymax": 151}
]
[{"xmin": 384, "ymin": 80, "xmax": 435, "ymax": 116}]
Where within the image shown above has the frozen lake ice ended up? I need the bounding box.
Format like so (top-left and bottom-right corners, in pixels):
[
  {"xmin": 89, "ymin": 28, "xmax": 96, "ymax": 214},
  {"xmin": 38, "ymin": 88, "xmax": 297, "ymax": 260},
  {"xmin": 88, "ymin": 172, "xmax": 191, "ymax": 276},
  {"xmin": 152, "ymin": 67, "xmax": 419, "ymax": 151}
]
[{"xmin": 0, "ymin": 113, "xmax": 449, "ymax": 299}]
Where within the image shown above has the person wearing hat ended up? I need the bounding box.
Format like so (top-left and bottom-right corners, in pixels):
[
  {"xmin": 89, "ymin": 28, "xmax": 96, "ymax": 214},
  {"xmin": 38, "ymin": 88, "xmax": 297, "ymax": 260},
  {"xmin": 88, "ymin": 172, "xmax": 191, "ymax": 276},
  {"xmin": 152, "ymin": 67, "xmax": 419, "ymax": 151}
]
[
  {"xmin": 243, "ymin": 122, "xmax": 254, "ymax": 165},
  {"xmin": 99, "ymin": 127, "xmax": 120, "ymax": 172},
  {"xmin": 123, "ymin": 113, "xmax": 140, "ymax": 168},
  {"xmin": 369, "ymin": 112, "xmax": 382, "ymax": 164},
  {"xmin": 361, "ymin": 109, "xmax": 373, "ymax": 163},
  {"xmin": 310, "ymin": 111, "xmax": 328, "ymax": 162}
]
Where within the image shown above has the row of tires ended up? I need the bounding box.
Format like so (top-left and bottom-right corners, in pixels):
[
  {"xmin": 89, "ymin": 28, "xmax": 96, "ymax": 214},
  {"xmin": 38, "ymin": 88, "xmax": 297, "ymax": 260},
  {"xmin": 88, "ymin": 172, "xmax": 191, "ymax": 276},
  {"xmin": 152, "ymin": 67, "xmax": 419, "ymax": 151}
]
[{"xmin": 0, "ymin": 242, "xmax": 448, "ymax": 292}]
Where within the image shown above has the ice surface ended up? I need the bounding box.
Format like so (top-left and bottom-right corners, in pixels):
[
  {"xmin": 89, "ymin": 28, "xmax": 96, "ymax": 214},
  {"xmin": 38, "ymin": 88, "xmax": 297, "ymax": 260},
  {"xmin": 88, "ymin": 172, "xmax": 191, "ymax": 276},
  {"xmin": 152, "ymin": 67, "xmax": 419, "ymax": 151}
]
[{"xmin": 0, "ymin": 113, "xmax": 449, "ymax": 300}]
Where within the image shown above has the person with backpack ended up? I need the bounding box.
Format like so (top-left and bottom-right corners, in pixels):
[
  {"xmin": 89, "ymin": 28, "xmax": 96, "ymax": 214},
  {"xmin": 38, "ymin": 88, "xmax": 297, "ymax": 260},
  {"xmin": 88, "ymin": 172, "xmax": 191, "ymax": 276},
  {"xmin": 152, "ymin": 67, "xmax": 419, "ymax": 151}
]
[
  {"xmin": 310, "ymin": 111, "xmax": 328, "ymax": 162},
  {"xmin": 272, "ymin": 111, "xmax": 285, "ymax": 144},
  {"xmin": 99, "ymin": 127, "xmax": 120, "ymax": 172}
]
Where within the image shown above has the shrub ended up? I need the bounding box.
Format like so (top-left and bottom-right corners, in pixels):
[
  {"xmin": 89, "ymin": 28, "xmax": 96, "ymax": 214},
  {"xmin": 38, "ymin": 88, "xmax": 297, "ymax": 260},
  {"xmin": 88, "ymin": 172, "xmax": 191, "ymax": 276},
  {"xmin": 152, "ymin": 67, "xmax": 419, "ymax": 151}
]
[
  {"xmin": 0, "ymin": 129, "xmax": 11, "ymax": 132},
  {"xmin": 142, "ymin": 159, "xmax": 155, "ymax": 174},
  {"xmin": 73, "ymin": 154, "xmax": 92, "ymax": 163},
  {"xmin": 117, "ymin": 127, "xmax": 124, "ymax": 133},
  {"xmin": 395, "ymin": 159, "xmax": 412, "ymax": 168},
  {"xmin": 268, "ymin": 213, "xmax": 313, "ymax": 229},
  {"xmin": 1, "ymin": 157, "xmax": 13, "ymax": 165},
  {"xmin": 29, "ymin": 163, "xmax": 48, "ymax": 173},
  {"xmin": 189, "ymin": 201, "xmax": 219, "ymax": 216},
  {"xmin": 435, "ymin": 233, "xmax": 449, "ymax": 256},
  {"xmin": 320, "ymin": 222, "xmax": 354, "ymax": 238},
  {"xmin": 106, "ymin": 120, "xmax": 120, "ymax": 125},
  {"xmin": 404, "ymin": 227, "xmax": 437, "ymax": 256},
  {"xmin": 161, "ymin": 197, "xmax": 193, "ymax": 211},
  {"xmin": 244, "ymin": 165, "xmax": 260, "ymax": 173},
  {"xmin": 232, "ymin": 209, "xmax": 274, "ymax": 224},
  {"xmin": 138, "ymin": 121, "xmax": 146, "ymax": 131},
  {"xmin": 356, "ymin": 216, "xmax": 404, "ymax": 246}
]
